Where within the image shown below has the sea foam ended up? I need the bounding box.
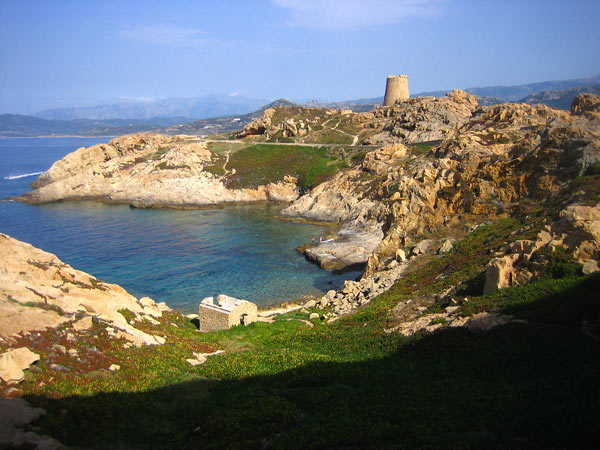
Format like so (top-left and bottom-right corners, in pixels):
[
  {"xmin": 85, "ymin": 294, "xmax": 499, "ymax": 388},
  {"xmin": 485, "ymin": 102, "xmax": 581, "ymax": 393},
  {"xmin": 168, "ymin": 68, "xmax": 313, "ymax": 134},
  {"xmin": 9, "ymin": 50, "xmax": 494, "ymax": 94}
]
[{"xmin": 4, "ymin": 171, "xmax": 45, "ymax": 180}]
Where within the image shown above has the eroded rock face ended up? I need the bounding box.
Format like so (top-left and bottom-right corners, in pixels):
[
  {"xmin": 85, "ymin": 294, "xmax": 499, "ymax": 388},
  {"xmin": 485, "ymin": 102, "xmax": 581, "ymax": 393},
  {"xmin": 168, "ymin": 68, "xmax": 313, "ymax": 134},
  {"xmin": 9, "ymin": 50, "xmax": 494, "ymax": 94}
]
[
  {"xmin": 365, "ymin": 89, "xmax": 479, "ymax": 145},
  {"xmin": 18, "ymin": 133, "xmax": 299, "ymax": 207},
  {"xmin": 0, "ymin": 233, "xmax": 169, "ymax": 346},
  {"xmin": 571, "ymin": 93, "xmax": 600, "ymax": 115},
  {"xmin": 284, "ymin": 94, "xmax": 600, "ymax": 278},
  {"xmin": 236, "ymin": 108, "xmax": 276, "ymax": 138}
]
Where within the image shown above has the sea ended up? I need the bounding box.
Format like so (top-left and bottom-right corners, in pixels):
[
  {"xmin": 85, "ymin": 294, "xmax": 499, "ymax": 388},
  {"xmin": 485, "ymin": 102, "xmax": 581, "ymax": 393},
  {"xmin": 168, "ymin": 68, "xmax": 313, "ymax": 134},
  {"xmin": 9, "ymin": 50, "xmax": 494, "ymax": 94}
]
[{"xmin": 0, "ymin": 137, "xmax": 360, "ymax": 313}]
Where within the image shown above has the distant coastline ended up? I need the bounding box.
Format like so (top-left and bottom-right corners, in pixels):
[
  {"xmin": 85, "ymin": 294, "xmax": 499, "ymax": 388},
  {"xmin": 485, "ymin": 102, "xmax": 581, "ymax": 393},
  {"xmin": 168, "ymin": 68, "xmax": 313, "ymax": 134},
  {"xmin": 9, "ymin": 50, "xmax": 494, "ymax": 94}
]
[{"xmin": 0, "ymin": 134, "xmax": 117, "ymax": 139}]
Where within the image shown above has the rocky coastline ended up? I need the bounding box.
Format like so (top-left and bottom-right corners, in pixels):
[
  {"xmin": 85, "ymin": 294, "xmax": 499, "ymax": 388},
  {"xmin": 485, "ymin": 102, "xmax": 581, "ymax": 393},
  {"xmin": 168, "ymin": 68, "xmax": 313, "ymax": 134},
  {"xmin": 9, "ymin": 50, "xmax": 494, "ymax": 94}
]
[
  {"xmin": 2, "ymin": 91, "xmax": 600, "ymax": 448},
  {"xmin": 15, "ymin": 134, "xmax": 299, "ymax": 207},
  {"xmin": 10, "ymin": 91, "xmax": 600, "ymax": 310}
]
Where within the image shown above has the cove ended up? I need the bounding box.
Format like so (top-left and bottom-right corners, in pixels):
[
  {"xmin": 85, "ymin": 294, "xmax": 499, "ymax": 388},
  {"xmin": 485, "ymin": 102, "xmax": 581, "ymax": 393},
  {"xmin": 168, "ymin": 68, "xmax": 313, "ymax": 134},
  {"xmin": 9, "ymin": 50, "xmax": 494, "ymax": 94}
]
[{"xmin": 0, "ymin": 138, "xmax": 360, "ymax": 313}]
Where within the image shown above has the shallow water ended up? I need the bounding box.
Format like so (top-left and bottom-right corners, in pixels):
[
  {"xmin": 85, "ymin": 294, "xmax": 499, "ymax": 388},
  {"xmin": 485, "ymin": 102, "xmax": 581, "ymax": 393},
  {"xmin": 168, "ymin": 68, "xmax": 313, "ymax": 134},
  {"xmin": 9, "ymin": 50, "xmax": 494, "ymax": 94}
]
[{"xmin": 0, "ymin": 137, "xmax": 360, "ymax": 313}]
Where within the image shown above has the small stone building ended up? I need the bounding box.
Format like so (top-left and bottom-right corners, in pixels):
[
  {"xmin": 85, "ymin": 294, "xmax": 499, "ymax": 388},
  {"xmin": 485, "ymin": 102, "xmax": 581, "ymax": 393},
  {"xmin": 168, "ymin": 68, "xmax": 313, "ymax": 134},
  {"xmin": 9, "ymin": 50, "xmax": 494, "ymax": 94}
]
[{"xmin": 197, "ymin": 294, "xmax": 258, "ymax": 332}]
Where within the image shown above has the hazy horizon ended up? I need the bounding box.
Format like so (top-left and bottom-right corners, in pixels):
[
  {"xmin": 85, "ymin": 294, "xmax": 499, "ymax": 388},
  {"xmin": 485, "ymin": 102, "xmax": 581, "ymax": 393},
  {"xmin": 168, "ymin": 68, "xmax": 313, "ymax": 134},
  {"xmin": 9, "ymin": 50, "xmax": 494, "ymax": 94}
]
[{"xmin": 1, "ymin": 0, "xmax": 600, "ymax": 114}]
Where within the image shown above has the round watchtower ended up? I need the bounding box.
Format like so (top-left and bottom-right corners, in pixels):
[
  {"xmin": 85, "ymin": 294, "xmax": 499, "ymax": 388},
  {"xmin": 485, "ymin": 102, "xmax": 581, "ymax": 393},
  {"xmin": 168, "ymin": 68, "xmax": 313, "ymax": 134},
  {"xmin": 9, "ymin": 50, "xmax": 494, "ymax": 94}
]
[{"xmin": 383, "ymin": 75, "xmax": 409, "ymax": 106}]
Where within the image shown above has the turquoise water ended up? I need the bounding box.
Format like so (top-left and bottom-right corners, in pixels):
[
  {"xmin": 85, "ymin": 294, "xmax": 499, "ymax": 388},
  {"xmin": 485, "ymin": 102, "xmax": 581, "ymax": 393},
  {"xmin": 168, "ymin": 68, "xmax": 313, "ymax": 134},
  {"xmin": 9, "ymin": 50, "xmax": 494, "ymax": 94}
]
[{"xmin": 0, "ymin": 138, "xmax": 359, "ymax": 313}]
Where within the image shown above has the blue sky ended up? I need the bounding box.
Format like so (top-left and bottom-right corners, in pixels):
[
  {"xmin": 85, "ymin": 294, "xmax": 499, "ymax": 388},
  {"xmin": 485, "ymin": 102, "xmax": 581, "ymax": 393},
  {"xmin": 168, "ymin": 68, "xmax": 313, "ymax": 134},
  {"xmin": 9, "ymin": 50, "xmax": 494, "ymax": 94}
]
[{"xmin": 1, "ymin": 0, "xmax": 599, "ymax": 114}]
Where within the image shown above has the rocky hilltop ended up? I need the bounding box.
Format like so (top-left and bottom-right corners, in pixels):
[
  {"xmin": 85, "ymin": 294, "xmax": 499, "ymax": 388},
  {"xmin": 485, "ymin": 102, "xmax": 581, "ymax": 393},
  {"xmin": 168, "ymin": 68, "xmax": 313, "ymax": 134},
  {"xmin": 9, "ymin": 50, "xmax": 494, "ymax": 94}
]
[
  {"xmin": 279, "ymin": 93, "xmax": 600, "ymax": 282},
  {"xmin": 234, "ymin": 89, "xmax": 479, "ymax": 145},
  {"xmin": 18, "ymin": 133, "xmax": 298, "ymax": 207}
]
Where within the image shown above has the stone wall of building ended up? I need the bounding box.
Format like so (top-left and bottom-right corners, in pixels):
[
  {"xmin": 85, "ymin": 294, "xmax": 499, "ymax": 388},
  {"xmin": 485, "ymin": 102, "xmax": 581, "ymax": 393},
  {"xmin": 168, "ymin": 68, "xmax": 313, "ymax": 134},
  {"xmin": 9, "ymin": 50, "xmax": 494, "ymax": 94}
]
[
  {"xmin": 225, "ymin": 300, "xmax": 258, "ymax": 327},
  {"xmin": 197, "ymin": 304, "xmax": 231, "ymax": 332},
  {"xmin": 198, "ymin": 295, "xmax": 258, "ymax": 331}
]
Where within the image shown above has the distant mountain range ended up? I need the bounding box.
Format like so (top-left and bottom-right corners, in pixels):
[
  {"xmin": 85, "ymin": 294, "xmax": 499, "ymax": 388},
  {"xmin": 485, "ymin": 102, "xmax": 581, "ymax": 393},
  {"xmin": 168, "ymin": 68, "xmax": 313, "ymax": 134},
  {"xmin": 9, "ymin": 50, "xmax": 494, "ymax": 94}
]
[
  {"xmin": 35, "ymin": 94, "xmax": 268, "ymax": 121},
  {"xmin": 165, "ymin": 99, "xmax": 298, "ymax": 136},
  {"xmin": 415, "ymin": 74, "xmax": 600, "ymax": 101},
  {"xmin": 519, "ymin": 84, "xmax": 600, "ymax": 110},
  {"xmin": 2, "ymin": 75, "xmax": 599, "ymax": 137}
]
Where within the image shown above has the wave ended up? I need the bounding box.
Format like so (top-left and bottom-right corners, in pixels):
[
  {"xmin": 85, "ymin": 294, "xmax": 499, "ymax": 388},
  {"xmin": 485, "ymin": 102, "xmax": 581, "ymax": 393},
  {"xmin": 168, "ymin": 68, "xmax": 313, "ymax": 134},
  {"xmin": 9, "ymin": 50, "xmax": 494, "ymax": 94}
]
[{"xmin": 3, "ymin": 171, "xmax": 45, "ymax": 180}]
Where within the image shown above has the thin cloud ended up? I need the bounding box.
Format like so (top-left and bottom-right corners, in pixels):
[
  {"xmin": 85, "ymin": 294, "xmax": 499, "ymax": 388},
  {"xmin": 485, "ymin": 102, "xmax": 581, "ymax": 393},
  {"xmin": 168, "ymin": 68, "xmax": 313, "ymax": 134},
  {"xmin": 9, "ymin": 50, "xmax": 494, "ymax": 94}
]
[
  {"xmin": 273, "ymin": 0, "xmax": 444, "ymax": 30},
  {"xmin": 118, "ymin": 24, "xmax": 211, "ymax": 47}
]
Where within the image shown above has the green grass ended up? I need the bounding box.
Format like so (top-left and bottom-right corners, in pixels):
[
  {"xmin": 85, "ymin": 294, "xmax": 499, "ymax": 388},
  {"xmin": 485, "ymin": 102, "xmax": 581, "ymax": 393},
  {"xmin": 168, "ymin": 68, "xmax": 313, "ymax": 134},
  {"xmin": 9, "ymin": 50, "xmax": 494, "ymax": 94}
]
[
  {"xmin": 410, "ymin": 143, "xmax": 434, "ymax": 155},
  {"xmin": 23, "ymin": 271, "xmax": 600, "ymax": 449},
  {"xmin": 224, "ymin": 144, "xmax": 347, "ymax": 190},
  {"xmin": 566, "ymin": 172, "xmax": 600, "ymax": 205},
  {"xmin": 14, "ymin": 215, "xmax": 600, "ymax": 449}
]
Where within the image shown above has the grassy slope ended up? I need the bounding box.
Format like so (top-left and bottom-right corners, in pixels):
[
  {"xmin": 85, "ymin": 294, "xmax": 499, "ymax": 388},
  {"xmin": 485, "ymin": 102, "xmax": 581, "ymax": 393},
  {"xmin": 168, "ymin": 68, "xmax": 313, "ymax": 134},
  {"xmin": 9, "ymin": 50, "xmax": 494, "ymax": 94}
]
[
  {"xmin": 19, "ymin": 218, "xmax": 600, "ymax": 449},
  {"xmin": 205, "ymin": 143, "xmax": 348, "ymax": 190}
]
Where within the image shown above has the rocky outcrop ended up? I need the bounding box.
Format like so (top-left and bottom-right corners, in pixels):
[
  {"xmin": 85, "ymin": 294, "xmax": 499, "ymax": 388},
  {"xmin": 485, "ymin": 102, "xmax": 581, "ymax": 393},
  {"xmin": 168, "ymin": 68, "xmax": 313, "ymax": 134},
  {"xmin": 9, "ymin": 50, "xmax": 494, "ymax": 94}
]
[
  {"xmin": 302, "ymin": 229, "xmax": 383, "ymax": 272},
  {"xmin": 236, "ymin": 107, "xmax": 326, "ymax": 140},
  {"xmin": 282, "ymin": 161, "xmax": 386, "ymax": 270},
  {"xmin": 0, "ymin": 233, "xmax": 169, "ymax": 346},
  {"xmin": 483, "ymin": 203, "xmax": 600, "ymax": 294},
  {"xmin": 283, "ymin": 94, "xmax": 600, "ymax": 282},
  {"xmin": 237, "ymin": 90, "xmax": 481, "ymax": 147},
  {"xmin": 310, "ymin": 260, "xmax": 409, "ymax": 319},
  {"xmin": 571, "ymin": 93, "xmax": 600, "ymax": 115},
  {"xmin": 365, "ymin": 89, "xmax": 479, "ymax": 144},
  {"xmin": 236, "ymin": 108, "xmax": 276, "ymax": 138},
  {"xmin": 18, "ymin": 133, "xmax": 299, "ymax": 207}
]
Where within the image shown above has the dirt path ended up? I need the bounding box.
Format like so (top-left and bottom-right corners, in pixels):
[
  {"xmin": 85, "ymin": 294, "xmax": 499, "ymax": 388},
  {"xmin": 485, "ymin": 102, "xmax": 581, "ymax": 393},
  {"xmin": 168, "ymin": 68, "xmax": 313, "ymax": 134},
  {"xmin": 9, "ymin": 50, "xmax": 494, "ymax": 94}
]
[
  {"xmin": 222, "ymin": 151, "xmax": 235, "ymax": 176},
  {"xmin": 321, "ymin": 118, "xmax": 360, "ymax": 145},
  {"xmin": 200, "ymin": 137, "xmax": 370, "ymax": 148}
]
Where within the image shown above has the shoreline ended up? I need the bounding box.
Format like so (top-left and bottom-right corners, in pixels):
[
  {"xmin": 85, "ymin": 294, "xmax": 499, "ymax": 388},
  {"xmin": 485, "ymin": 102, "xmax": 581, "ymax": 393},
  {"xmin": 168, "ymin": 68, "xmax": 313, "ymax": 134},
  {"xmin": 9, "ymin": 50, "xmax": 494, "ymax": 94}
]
[
  {"xmin": 0, "ymin": 135, "xmax": 118, "ymax": 139},
  {"xmin": 2, "ymin": 196, "xmax": 358, "ymax": 314}
]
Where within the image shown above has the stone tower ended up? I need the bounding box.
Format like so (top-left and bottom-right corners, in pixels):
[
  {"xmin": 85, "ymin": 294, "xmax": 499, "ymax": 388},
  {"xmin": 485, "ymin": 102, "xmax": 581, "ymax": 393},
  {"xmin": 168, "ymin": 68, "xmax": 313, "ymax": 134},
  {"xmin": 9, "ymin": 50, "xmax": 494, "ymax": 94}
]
[{"xmin": 383, "ymin": 74, "xmax": 409, "ymax": 106}]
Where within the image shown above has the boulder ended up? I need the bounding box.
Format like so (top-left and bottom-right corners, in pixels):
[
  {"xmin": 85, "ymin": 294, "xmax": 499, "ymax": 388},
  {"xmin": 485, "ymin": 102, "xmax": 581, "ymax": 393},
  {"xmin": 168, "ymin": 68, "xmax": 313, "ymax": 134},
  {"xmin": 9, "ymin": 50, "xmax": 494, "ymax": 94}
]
[
  {"xmin": 582, "ymin": 260, "xmax": 600, "ymax": 274},
  {"xmin": 482, "ymin": 254, "xmax": 520, "ymax": 295},
  {"xmin": 0, "ymin": 347, "xmax": 40, "ymax": 383},
  {"xmin": 438, "ymin": 239, "xmax": 455, "ymax": 254},
  {"xmin": 467, "ymin": 312, "xmax": 515, "ymax": 332},
  {"xmin": 72, "ymin": 316, "xmax": 93, "ymax": 331},
  {"xmin": 303, "ymin": 299, "xmax": 316, "ymax": 308},
  {"xmin": 395, "ymin": 249, "xmax": 406, "ymax": 261},
  {"xmin": 411, "ymin": 239, "xmax": 435, "ymax": 256}
]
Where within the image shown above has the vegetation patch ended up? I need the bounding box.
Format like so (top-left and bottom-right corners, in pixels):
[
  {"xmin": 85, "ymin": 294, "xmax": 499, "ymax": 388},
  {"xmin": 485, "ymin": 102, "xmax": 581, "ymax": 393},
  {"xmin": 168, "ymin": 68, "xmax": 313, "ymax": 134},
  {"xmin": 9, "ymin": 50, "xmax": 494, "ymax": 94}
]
[
  {"xmin": 409, "ymin": 143, "xmax": 434, "ymax": 156},
  {"xmin": 566, "ymin": 172, "xmax": 600, "ymax": 205},
  {"xmin": 223, "ymin": 144, "xmax": 347, "ymax": 190},
  {"xmin": 6, "ymin": 215, "xmax": 598, "ymax": 449},
  {"xmin": 19, "ymin": 270, "xmax": 599, "ymax": 449}
]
